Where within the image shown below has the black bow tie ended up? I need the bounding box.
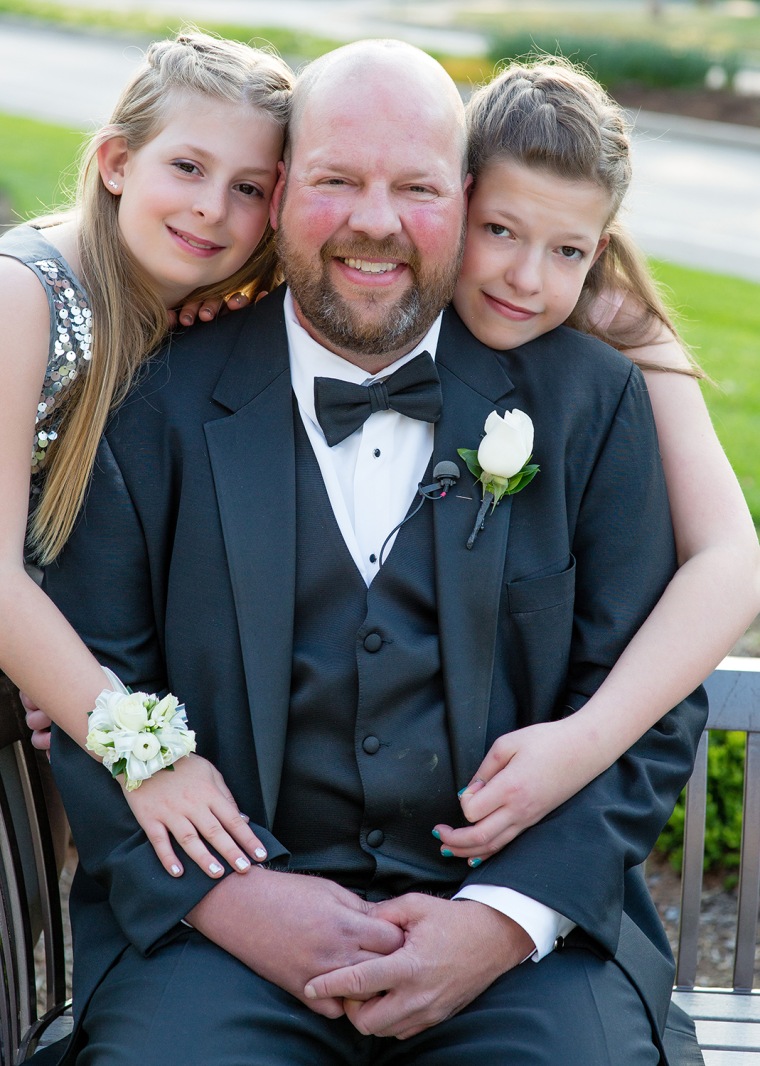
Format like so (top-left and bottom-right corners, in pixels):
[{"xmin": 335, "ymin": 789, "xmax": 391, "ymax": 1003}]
[{"xmin": 314, "ymin": 351, "xmax": 443, "ymax": 447}]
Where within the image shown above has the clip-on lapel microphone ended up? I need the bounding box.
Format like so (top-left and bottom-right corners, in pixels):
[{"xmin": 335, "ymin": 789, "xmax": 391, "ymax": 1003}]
[{"xmin": 377, "ymin": 461, "xmax": 461, "ymax": 568}]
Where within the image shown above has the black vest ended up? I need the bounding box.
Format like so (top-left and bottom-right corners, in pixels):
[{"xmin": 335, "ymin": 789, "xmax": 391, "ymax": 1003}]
[{"xmin": 272, "ymin": 415, "xmax": 466, "ymax": 900}]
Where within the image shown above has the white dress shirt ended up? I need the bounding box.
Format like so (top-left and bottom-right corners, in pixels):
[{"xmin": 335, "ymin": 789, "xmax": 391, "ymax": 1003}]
[{"xmin": 285, "ymin": 289, "xmax": 575, "ymax": 960}]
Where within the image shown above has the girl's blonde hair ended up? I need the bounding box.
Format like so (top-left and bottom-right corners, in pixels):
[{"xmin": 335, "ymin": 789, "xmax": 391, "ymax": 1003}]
[
  {"xmin": 29, "ymin": 30, "xmax": 292, "ymax": 564},
  {"xmin": 466, "ymin": 55, "xmax": 704, "ymax": 378}
]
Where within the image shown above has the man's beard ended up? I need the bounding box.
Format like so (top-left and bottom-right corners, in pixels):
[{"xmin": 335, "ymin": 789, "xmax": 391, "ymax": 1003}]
[{"xmin": 276, "ymin": 226, "xmax": 465, "ymax": 357}]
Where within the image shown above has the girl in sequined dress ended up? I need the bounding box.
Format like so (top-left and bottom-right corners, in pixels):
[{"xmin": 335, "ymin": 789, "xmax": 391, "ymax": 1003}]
[
  {"xmin": 432, "ymin": 57, "xmax": 760, "ymax": 865},
  {"xmin": 0, "ymin": 31, "xmax": 292, "ymax": 879}
]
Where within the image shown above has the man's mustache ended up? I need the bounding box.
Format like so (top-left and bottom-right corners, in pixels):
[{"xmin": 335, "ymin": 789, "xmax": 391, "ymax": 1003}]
[{"xmin": 321, "ymin": 238, "xmax": 421, "ymax": 272}]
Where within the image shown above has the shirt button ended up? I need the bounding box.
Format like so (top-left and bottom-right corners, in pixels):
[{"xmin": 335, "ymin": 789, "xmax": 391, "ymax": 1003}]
[
  {"xmin": 369, "ymin": 553, "xmax": 377, "ymax": 564},
  {"xmin": 373, "ymin": 448, "xmax": 381, "ymax": 457},
  {"xmin": 362, "ymin": 735, "xmax": 381, "ymax": 754},
  {"xmin": 554, "ymin": 936, "xmax": 565, "ymax": 951},
  {"xmin": 363, "ymin": 632, "xmax": 382, "ymax": 652},
  {"xmin": 367, "ymin": 829, "xmax": 384, "ymax": 848}
]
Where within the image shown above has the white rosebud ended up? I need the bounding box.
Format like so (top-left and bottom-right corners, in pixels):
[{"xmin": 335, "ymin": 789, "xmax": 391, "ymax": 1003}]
[
  {"xmin": 112, "ymin": 693, "xmax": 150, "ymax": 733},
  {"xmin": 90, "ymin": 689, "xmax": 125, "ymax": 731},
  {"xmin": 85, "ymin": 727, "xmax": 114, "ymax": 758},
  {"xmin": 158, "ymin": 726, "xmax": 196, "ymax": 763},
  {"xmin": 477, "ymin": 409, "xmax": 534, "ymax": 480},
  {"xmin": 130, "ymin": 732, "xmax": 161, "ymax": 762},
  {"xmin": 150, "ymin": 693, "xmax": 179, "ymax": 726}
]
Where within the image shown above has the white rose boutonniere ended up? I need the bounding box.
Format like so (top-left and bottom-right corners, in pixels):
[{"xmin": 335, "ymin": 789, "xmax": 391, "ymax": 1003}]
[
  {"xmin": 458, "ymin": 409, "xmax": 539, "ymax": 548},
  {"xmin": 86, "ymin": 687, "xmax": 196, "ymax": 791}
]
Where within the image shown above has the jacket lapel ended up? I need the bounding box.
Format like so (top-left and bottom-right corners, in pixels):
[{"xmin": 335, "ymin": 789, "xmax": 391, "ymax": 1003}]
[
  {"xmin": 204, "ymin": 290, "xmax": 295, "ymax": 826},
  {"xmin": 433, "ymin": 310, "xmax": 516, "ymax": 788}
]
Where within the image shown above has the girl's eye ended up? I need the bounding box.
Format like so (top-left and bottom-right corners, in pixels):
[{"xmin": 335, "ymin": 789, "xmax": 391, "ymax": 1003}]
[
  {"xmin": 560, "ymin": 245, "xmax": 583, "ymax": 261},
  {"xmin": 486, "ymin": 223, "xmax": 511, "ymax": 238},
  {"xmin": 173, "ymin": 160, "xmax": 200, "ymax": 176},
  {"xmin": 236, "ymin": 182, "xmax": 263, "ymax": 198}
]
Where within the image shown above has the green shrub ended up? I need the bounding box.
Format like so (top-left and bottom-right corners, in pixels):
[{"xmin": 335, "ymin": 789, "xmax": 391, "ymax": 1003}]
[
  {"xmin": 487, "ymin": 33, "xmax": 713, "ymax": 92},
  {"xmin": 655, "ymin": 730, "xmax": 746, "ymax": 877}
]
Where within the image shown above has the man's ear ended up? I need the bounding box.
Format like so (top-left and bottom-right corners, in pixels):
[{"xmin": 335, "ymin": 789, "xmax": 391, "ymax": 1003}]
[
  {"xmin": 96, "ymin": 136, "xmax": 129, "ymax": 195},
  {"xmin": 269, "ymin": 160, "xmax": 287, "ymax": 230}
]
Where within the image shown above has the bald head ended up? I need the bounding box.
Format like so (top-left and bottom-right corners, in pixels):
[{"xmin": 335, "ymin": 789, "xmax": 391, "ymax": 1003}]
[{"xmin": 286, "ymin": 39, "xmax": 467, "ymax": 176}]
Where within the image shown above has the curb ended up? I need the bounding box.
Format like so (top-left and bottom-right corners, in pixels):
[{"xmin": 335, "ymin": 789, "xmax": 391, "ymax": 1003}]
[{"xmin": 628, "ymin": 108, "xmax": 760, "ymax": 151}]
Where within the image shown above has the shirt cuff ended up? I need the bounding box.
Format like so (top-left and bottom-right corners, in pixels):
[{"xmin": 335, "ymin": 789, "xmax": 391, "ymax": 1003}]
[{"xmin": 453, "ymin": 884, "xmax": 576, "ymax": 962}]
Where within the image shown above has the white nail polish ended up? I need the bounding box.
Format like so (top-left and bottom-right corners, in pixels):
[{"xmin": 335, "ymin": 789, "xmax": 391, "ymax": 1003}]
[
  {"xmin": 254, "ymin": 848, "xmax": 267, "ymax": 860},
  {"xmin": 235, "ymin": 857, "xmax": 250, "ymax": 870},
  {"xmin": 209, "ymin": 862, "xmax": 224, "ymax": 874},
  {"xmin": 171, "ymin": 864, "xmax": 182, "ymax": 876}
]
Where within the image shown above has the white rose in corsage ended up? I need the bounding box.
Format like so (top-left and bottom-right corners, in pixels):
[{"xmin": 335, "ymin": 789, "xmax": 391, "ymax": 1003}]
[
  {"xmin": 458, "ymin": 409, "xmax": 539, "ymax": 549},
  {"xmin": 86, "ymin": 686, "xmax": 196, "ymax": 791}
]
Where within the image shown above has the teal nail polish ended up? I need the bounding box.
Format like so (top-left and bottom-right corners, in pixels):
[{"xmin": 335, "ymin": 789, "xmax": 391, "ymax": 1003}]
[
  {"xmin": 469, "ymin": 857, "xmax": 483, "ymax": 868},
  {"xmin": 431, "ymin": 828, "xmax": 441, "ymax": 840},
  {"xmin": 441, "ymin": 848, "xmax": 453, "ymax": 858},
  {"xmin": 457, "ymin": 786, "xmax": 467, "ymax": 797}
]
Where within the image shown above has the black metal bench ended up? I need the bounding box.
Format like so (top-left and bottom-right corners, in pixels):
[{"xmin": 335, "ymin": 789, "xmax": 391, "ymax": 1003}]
[
  {"xmin": 0, "ymin": 675, "xmax": 70, "ymax": 1064},
  {"xmin": 670, "ymin": 657, "xmax": 760, "ymax": 1064}
]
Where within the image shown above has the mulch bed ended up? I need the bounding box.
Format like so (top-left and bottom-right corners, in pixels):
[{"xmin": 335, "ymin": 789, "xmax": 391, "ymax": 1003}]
[{"xmin": 614, "ymin": 85, "xmax": 760, "ymax": 128}]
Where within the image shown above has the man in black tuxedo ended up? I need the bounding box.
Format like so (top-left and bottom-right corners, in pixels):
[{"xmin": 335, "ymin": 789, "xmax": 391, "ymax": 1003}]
[{"xmin": 45, "ymin": 39, "xmax": 705, "ymax": 1065}]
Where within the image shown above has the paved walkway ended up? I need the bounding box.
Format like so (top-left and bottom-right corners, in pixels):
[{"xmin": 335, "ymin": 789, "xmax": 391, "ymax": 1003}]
[{"xmin": 1, "ymin": 17, "xmax": 759, "ymax": 283}]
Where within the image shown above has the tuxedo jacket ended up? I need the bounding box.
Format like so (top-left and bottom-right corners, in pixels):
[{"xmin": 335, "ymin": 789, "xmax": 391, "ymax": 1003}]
[{"xmin": 46, "ymin": 287, "xmax": 707, "ymax": 1047}]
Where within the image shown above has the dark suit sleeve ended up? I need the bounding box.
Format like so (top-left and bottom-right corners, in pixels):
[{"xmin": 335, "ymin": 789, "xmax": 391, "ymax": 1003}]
[
  {"xmin": 45, "ymin": 438, "xmax": 286, "ymax": 955},
  {"xmin": 463, "ymin": 367, "xmax": 708, "ymax": 954}
]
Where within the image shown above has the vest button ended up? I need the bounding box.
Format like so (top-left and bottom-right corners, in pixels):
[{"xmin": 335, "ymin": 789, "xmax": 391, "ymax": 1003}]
[
  {"xmin": 362, "ymin": 735, "xmax": 381, "ymax": 754},
  {"xmin": 363, "ymin": 632, "xmax": 383, "ymax": 652},
  {"xmin": 367, "ymin": 829, "xmax": 384, "ymax": 848}
]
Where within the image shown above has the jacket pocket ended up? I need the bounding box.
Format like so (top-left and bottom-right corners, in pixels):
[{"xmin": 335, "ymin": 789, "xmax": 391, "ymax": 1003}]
[{"xmin": 505, "ymin": 556, "xmax": 576, "ymax": 615}]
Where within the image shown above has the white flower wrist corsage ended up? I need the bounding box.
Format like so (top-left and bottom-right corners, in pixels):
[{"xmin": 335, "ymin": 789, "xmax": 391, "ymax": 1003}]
[{"xmin": 86, "ymin": 670, "xmax": 196, "ymax": 791}]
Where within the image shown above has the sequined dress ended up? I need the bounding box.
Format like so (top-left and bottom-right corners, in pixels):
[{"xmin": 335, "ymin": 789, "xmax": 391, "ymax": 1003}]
[{"xmin": 0, "ymin": 224, "xmax": 93, "ymax": 505}]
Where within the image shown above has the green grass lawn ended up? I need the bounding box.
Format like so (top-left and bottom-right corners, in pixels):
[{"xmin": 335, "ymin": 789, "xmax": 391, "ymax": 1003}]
[
  {"xmin": 653, "ymin": 261, "xmax": 760, "ymax": 524},
  {"xmin": 0, "ymin": 112, "xmax": 82, "ymax": 220},
  {"xmin": 1, "ymin": 113, "xmax": 757, "ymax": 527}
]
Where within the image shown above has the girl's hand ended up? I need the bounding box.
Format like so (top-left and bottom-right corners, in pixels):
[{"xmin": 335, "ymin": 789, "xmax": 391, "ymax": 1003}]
[
  {"xmin": 20, "ymin": 690, "xmax": 53, "ymax": 751},
  {"xmin": 123, "ymin": 753, "xmax": 268, "ymax": 878},
  {"xmin": 167, "ymin": 291, "xmax": 251, "ymax": 329},
  {"xmin": 433, "ymin": 718, "xmax": 601, "ymax": 864}
]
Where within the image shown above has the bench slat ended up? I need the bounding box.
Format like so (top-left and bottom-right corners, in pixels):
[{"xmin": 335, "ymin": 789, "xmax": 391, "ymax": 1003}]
[
  {"xmin": 704, "ymin": 1053, "xmax": 760, "ymax": 1065},
  {"xmin": 735, "ymin": 731, "xmax": 760, "ymax": 989},
  {"xmin": 673, "ymin": 990, "xmax": 760, "ymax": 1022},
  {"xmin": 696, "ymin": 1019, "xmax": 760, "ymax": 1051}
]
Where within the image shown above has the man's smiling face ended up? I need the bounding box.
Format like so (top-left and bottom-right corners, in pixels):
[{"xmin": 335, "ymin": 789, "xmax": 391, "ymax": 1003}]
[{"xmin": 270, "ymin": 45, "xmax": 469, "ymax": 372}]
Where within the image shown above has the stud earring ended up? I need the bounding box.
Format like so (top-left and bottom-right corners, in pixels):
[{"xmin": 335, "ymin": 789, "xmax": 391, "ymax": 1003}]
[{"xmin": 107, "ymin": 180, "xmax": 118, "ymax": 190}]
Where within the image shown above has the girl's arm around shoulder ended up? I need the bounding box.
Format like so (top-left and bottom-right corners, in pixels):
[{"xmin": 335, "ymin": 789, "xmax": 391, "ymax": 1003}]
[{"xmin": 435, "ymin": 308, "xmax": 760, "ymax": 862}]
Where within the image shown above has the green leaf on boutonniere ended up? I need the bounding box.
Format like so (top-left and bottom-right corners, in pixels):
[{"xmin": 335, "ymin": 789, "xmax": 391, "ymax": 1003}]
[
  {"xmin": 457, "ymin": 447, "xmax": 482, "ymax": 480},
  {"xmin": 506, "ymin": 464, "xmax": 540, "ymax": 494}
]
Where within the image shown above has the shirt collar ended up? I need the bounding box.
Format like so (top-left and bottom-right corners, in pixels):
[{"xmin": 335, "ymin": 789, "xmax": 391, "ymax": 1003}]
[{"xmin": 285, "ymin": 288, "xmax": 443, "ymax": 431}]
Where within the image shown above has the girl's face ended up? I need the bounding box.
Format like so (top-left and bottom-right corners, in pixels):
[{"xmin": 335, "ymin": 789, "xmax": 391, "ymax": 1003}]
[
  {"xmin": 454, "ymin": 157, "xmax": 611, "ymax": 350},
  {"xmin": 101, "ymin": 92, "xmax": 283, "ymax": 308}
]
